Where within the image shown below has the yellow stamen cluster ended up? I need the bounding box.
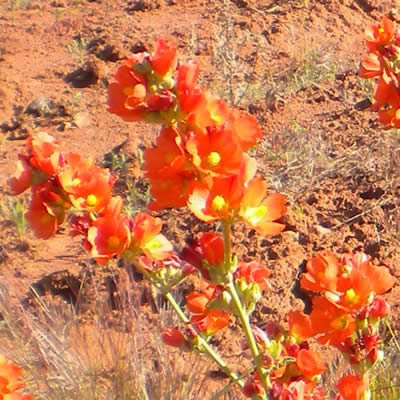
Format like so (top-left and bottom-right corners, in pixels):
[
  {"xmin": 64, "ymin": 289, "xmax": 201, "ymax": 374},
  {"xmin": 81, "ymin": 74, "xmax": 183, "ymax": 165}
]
[
  {"xmin": 330, "ymin": 316, "xmax": 348, "ymax": 331},
  {"xmin": 206, "ymin": 151, "xmax": 221, "ymax": 168},
  {"xmin": 87, "ymin": 194, "xmax": 97, "ymax": 207},
  {"xmin": 344, "ymin": 288, "xmax": 360, "ymax": 306},
  {"xmin": 146, "ymin": 238, "xmax": 161, "ymax": 251},
  {"xmin": 340, "ymin": 264, "xmax": 352, "ymax": 277},
  {"xmin": 211, "ymin": 195, "xmax": 227, "ymax": 213},
  {"xmin": 211, "ymin": 113, "xmax": 223, "ymax": 124}
]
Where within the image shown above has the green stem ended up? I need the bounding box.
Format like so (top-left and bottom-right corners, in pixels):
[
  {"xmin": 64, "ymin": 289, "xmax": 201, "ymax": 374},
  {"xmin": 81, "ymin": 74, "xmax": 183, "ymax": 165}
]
[
  {"xmin": 226, "ymin": 281, "xmax": 268, "ymax": 395},
  {"xmin": 222, "ymin": 217, "xmax": 232, "ymax": 266},
  {"xmin": 131, "ymin": 258, "xmax": 244, "ymax": 389},
  {"xmin": 222, "ymin": 219, "xmax": 269, "ymax": 398},
  {"xmin": 164, "ymin": 291, "xmax": 244, "ymax": 388}
]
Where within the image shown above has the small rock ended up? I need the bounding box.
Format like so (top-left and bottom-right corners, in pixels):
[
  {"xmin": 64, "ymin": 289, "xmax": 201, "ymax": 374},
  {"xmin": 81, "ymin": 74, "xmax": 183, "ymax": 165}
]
[
  {"xmin": 25, "ymin": 97, "xmax": 54, "ymax": 117},
  {"xmin": 15, "ymin": 241, "xmax": 30, "ymax": 252},
  {"xmin": 314, "ymin": 225, "xmax": 331, "ymax": 236},
  {"xmin": 73, "ymin": 112, "xmax": 92, "ymax": 128},
  {"xmin": 64, "ymin": 57, "xmax": 103, "ymax": 88}
]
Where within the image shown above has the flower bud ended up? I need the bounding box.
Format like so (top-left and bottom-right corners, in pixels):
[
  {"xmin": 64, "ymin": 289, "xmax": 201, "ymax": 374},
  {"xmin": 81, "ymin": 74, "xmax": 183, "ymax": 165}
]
[
  {"xmin": 369, "ymin": 297, "xmax": 390, "ymax": 319},
  {"xmin": 162, "ymin": 328, "xmax": 186, "ymax": 347},
  {"xmin": 242, "ymin": 380, "xmax": 264, "ymax": 397}
]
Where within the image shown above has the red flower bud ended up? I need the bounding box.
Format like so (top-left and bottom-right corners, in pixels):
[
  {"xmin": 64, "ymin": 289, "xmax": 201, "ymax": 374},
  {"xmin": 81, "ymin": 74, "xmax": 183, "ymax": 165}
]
[
  {"xmin": 242, "ymin": 380, "xmax": 264, "ymax": 397},
  {"xmin": 369, "ymin": 297, "xmax": 390, "ymax": 318},
  {"xmin": 368, "ymin": 347, "xmax": 379, "ymax": 363},
  {"xmin": 287, "ymin": 344, "xmax": 299, "ymax": 357}
]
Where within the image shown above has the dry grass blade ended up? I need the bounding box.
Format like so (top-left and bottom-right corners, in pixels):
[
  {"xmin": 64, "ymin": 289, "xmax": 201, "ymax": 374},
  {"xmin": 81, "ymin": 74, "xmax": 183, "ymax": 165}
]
[{"xmin": 0, "ymin": 275, "xmax": 237, "ymax": 399}]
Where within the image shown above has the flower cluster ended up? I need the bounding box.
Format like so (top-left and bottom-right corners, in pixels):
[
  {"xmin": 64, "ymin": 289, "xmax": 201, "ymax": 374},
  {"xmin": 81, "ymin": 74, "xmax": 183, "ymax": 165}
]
[
  {"xmin": 158, "ymin": 231, "xmax": 272, "ymax": 337},
  {"xmin": 0, "ymin": 355, "xmax": 34, "ymax": 400},
  {"xmin": 8, "ymin": 132, "xmax": 172, "ymax": 266},
  {"xmin": 288, "ymin": 251, "xmax": 395, "ymax": 400},
  {"xmin": 360, "ymin": 16, "xmax": 400, "ymax": 128},
  {"xmin": 108, "ymin": 39, "xmax": 286, "ymax": 234},
  {"xmin": 239, "ymin": 250, "xmax": 394, "ymax": 400}
]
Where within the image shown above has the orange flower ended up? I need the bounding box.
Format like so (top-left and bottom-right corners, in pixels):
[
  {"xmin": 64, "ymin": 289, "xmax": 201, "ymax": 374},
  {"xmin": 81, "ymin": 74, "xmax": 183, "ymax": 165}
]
[
  {"xmin": 180, "ymin": 233, "xmax": 224, "ymax": 280},
  {"xmin": 300, "ymin": 251, "xmax": 340, "ymax": 292},
  {"xmin": 199, "ymin": 232, "xmax": 225, "ymax": 267},
  {"xmin": 26, "ymin": 184, "xmax": 68, "ymax": 239},
  {"xmin": 129, "ymin": 212, "xmax": 173, "ymax": 260},
  {"xmin": 148, "ymin": 174, "xmax": 196, "ymax": 210},
  {"xmin": 87, "ymin": 213, "xmax": 131, "ymax": 264},
  {"xmin": 331, "ymin": 252, "xmax": 395, "ymax": 311},
  {"xmin": 177, "ymin": 60, "xmax": 204, "ymax": 113},
  {"xmin": 339, "ymin": 251, "xmax": 395, "ymax": 293},
  {"xmin": 0, "ymin": 356, "xmax": 24, "ymax": 394},
  {"xmin": 144, "ymin": 127, "xmax": 188, "ymax": 179},
  {"xmin": 130, "ymin": 212, "xmax": 162, "ymax": 243},
  {"xmin": 186, "ymin": 92, "xmax": 262, "ymax": 151},
  {"xmin": 107, "ymin": 54, "xmax": 148, "ymax": 121},
  {"xmin": 58, "ymin": 155, "xmax": 114, "ymax": 213},
  {"xmin": 8, "ymin": 394, "xmax": 35, "ymax": 400},
  {"xmin": 226, "ymin": 108, "xmax": 263, "ymax": 151},
  {"xmin": 8, "ymin": 156, "xmax": 34, "ymax": 195},
  {"xmin": 185, "ymin": 125, "xmax": 245, "ymax": 177},
  {"xmin": 238, "ymin": 177, "xmax": 286, "ymax": 236},
  {"xmin": 188, "ymin": 175, "xmax": 244, "ymax": 222},
  {"xmin": 371, "ymin": 71, "xmax": 400, "ymax": 110},
  {"xmin": 145, "ymin": 127, "xmax": 196, "ymax": 210},
  {"xmin": 309, "ymin": 297, "xmax": 356, "ymax": 346},
  {"xmin": 234, "ymin": 261, "xmax": 270, "ymax": 291},
  {"xmin": 191, "ymin": 309, "xmax": 231, "ymax": 335},
  {"xmin": 100, "ymin": 195, "xmax": 124, "ymax": 217},
  {"xmin": 287, "ymin": 310, "xmax": 314, "ymax": 341},
  {"xmin": 149, "ymin": 38, "xmax": 177, "ymax": 76},
  {"xmin": 378, "ymin": 106, "xmax": 400, "ymax": 129},
  {"xmin": 186, "ymin": 284, "xmax": 229, "ymax": 334},
  {"xmin": 365, "ymin": 16, "xmax": 394, "ymax": 51},
  {"xmin": 301, "ymin": 250, "xmax": 395, "ymax": 312},
  {"xmin": 187, "ymin": 283, "xmax": 217, "ymax": 310},
  {"xmin": 187, "ymin": 92, "xmax": 229, "ymax": 131},
  {"xmin": 337, "ymin": 374, "xmax": 369, "ymax": 400},
  {"xmin": 187, "ymin": 155, "xmax": 255, "ymax": 221},
  {"xmin": 10, "ymin": 134, "xmax": 71, "ymax": 198},
  {"xmin": 365, "ymin": 297, "xmax": 390, "ymax": 319},
  {"xmin": 363, "ymin": 260, "xmax": 396, "ymax": 294},
  {"xmin": 359, "ymin": 52, "xmax": 383, "ymax": 78},
  {"xmin": 0, "ymin": 355, "xmax": 34, "ymax": 399},
  {"xmin": 27, "ymin": 131, "xmax": 62, "ymax": 175},
  {"xmin": 186, "ymin": 291, "xmax": 211, "ymax": 314},
  {"xmin": 296, "ymin": 349, "xmax": 326, "ymax": 379},
  {"xmin": 185, "ymin": 281, "xmax": 230, "ymax": 335}
]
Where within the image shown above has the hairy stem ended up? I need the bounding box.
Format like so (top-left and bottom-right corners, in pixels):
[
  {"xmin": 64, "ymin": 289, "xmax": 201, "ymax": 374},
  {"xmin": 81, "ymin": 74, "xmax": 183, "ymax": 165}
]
[
  {"xmin": 222, "ymin": 219, "xmax": 269, "ymax": 398},
  {"xmin": 132, "ymin": 258, "xmax": 244, "ymax": 389}
]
